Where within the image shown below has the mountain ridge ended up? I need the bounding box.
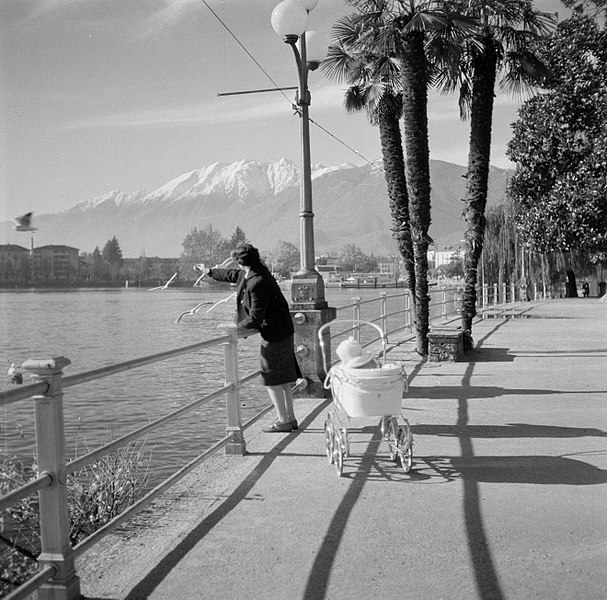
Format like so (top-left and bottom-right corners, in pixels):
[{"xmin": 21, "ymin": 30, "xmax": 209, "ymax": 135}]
[{"xmin": 1, "ymin": 158, "xmax": 511, "ymax": 257}]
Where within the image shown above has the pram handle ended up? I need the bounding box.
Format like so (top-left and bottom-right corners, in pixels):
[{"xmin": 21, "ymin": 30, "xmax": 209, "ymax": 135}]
[{"xmin": 317, "ymin": 319, "xmax": 388, "ymax": 375}]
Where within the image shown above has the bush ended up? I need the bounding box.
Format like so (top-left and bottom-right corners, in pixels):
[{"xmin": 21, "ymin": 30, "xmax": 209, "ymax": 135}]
[{"xmin": 1, "ymin": 439, "xmax": 149, "ymax": 595}]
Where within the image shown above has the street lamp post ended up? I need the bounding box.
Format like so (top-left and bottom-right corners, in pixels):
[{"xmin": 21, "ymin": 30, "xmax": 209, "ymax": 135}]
[{"xmin": 272, "ymin": 0, "xmax": 335, "ymax": 395}]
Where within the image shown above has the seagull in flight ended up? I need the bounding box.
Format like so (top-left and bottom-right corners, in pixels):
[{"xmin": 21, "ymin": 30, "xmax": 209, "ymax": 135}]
[
  {"xmin": 206, "ymin": 291, "xmax": 237, "ymax": 313},
  {"xmin": 175, "ymin": 302, "xmax": 212, "ymax": 324},
  {"xmin": 13, "ymin": 212, "xmax": 38, "ymax": 232},
  {"xmin": 147, "ymin": 272, "xmax": 177, "ymax": 291}
]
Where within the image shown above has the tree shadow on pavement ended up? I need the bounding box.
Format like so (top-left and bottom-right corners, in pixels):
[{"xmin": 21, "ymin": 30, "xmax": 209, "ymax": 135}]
[
  {"xmin": 405, "ymin": 384, "xmax": 580, "ymax": 399},
  {"xmin": 420, "ymin": 453, "xmax": 607, "ymax": 485},
  {"xmin": 466, "ymin": 347, "xmax": 516, "ymax": 362},
  {"xmin": 122, "ymin": 399, "xmax": 332, "ymax": 600},
  {"xmin": 412, "ymin": 422, "xmax": 607, "ymax": 438}
]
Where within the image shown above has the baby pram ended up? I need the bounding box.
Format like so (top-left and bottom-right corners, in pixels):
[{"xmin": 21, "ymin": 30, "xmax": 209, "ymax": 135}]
[{"xmin": 318, "ymin": 320, "xmax": 414, "ymax": 477}]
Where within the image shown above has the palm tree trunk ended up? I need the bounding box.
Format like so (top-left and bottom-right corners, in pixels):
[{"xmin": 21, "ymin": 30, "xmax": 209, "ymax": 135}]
[
  {"xmin": 400, "ymin": 32, "xmax": 432, "ymax": 355},
  {"xmin": 461, "ymin": 44, "xmax": 497, "ymax": 350},
  {"xmin": 376, "ymin": 99, "xmax": 416, "ymax": 304}
]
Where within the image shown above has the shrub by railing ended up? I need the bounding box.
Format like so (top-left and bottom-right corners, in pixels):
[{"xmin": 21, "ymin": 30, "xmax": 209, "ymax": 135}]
[{"xmin": 0, "ymin": 286, "xmax": 464, "ymax": 599}]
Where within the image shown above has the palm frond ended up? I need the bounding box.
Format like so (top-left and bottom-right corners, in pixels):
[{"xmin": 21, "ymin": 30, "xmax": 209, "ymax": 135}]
[
  {"xmin": 343, "ymin": 85, "xmax": 368, "ymax": 114},
  {"xmin": 321, "ymin": 45, "xmax": 358, "ymax": 82},
  {"xmin": 500, "ymin": 50, "xmax": 552, "ymax": 96}
]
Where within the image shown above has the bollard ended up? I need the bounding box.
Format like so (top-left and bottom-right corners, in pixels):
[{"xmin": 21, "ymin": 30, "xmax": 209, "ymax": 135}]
[
  {"xmin": 22, "ymin": 357, "xmax": 81, "ymax": 600},
  {"xmin": 220, "ymin": 325, "xmax": 246, "ymax": 455}
]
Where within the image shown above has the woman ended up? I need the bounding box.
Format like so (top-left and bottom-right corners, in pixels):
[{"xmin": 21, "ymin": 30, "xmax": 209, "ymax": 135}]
[{"xmin": 196, "ymin": 243, "xmax": 302, "ymax": 433}]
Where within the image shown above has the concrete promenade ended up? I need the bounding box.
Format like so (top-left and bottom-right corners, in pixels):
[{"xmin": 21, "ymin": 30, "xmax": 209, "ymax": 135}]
[{"xmin": 79, "ymin": 298, "xmax": 607, "ymax": 600}]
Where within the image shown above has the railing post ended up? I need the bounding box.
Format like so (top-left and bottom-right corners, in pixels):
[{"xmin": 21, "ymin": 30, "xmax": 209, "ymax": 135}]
[
  {"xmin": 441, "ymin": 289, "xmax": 447, "ymax": 319},
  {"xmin": 21, "ymin": 357, "xmax": 81, "ymax": 600},
  {"xmin": 405, "ymin": 290, "xmax": 412, "ymax": 329},
  {"xmin": 482, "ymin": 283, "xmax": 488, "ymax": 308},
  {"xmin": 352, "ymin": 297, "xmax": 361, "ymax": 343},
  {"xmin": 510, "ymin": 283, "xmax": 515, "ymax": 303},
  {"xmin": 501, "ymin": 283, "xmax": 507, "ymax": 304},
  {"xmin": 380, "ymin": 292, "xmax": 388, "ymax": 334},
  {"xmin": 493, "ymin": 283, "xmax": 498, "ymax": 305},
  {"xmin": 220, "ymin": 325, "xmax": 246, "ymax": 456}
]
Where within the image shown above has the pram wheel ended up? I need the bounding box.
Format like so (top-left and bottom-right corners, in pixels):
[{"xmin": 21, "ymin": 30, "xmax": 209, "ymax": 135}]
[
  {"xmin": 333, "ymin": 429, "xmax": 344, "ymax": 476},
  {"xmin": 384, "ymin": 416, "xmax": 399, "ymax": 461},
  {"xmin": 396, "ymin": 422, "xmax": 413, "ymax": 473},
  {"xmin": 324, "ymin": 419, "xmax": 334, "ymax": 464},
  {"xmin": 341, "ymin": 426, "xmax": 350, "ymax": 458}
]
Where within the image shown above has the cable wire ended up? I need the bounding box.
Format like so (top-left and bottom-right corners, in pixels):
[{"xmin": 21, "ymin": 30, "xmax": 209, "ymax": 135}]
[{"xmin": 199, "ymin": 0, "xmax": 462, "ymax": 223}]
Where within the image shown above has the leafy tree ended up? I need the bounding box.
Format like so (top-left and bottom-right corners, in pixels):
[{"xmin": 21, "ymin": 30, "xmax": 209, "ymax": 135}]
[
  {"xmin": 102, "ymin": 236, "xmax": 123, "ymax": 266},
  {"xmin": 338, "ymin": 244, "xmax": 377, "ymax": 272},
  {"xmin": 482, "ymin": 201, "xmax": 517, "ymax": 287},
  {"xmin": 229, "ymin": 226, "xmax": 248, "ymax": 249},
  {"xmin": 265, "ymin": 241, "xmax": 300, "ymax": 278},
  {"xmin": 442, "ymin": 255, "xmax": 464, "ymax": 279},
  {"xmin": 179, "ymin": 224, "xmax": 229, "ymax": 275},
  {"xmin": 101, "ymin": 237, "xmax": 123, "ymax": 282},
  {"xmin": 507, "ymin": 5, "xmax": 607, "ymax": 275},
  {"xmin": 89, "ymin": 246, "xmax": 106, "ymax": 283}
]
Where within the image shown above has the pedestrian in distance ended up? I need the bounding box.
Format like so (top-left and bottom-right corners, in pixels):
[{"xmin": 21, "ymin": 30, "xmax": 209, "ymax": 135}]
[
  {"xmin": 582, "ymin": 280, "xmax": 590, "ymax": 298},
  {"xmin": 195, "ymin": 243, "xmax": 302, "ymax": 433}
]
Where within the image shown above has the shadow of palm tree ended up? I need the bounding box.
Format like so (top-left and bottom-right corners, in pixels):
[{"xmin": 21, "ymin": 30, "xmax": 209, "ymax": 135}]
[
  {"xmin": 412, "ymin": 422, "xmax": 607, "ymax": 439},
  {"xmin": 405, "ymin": 384, "xmax": 581, "ymax": 400},
  {"xmin": 421, "ymin": 454, "xmax": 607, "ymax": 485}
]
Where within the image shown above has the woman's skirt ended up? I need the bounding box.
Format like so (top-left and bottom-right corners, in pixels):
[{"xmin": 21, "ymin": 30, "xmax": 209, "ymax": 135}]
[{"xmin": 259, "ymin": 335, "xmax": 302, "ymax": 386}]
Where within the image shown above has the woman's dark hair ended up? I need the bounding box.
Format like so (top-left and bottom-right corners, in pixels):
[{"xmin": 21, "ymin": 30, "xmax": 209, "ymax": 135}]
[{"xmin": 231, "ymin": 243, "xmax": 261, "ymax": 267}]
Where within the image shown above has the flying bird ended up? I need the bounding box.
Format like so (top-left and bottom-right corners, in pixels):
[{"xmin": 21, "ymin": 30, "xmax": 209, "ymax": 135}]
[
  {"xmin": 147, "ymin": 272, "xmax": 177, "ymax": 291},
  {"xmin": 175, "ymin": 302, "xmax": 212, "ymax": 324},
  {"xmin": 13, "ymin": 212, "xmax": 38, "ymax": 232},
  {"xmin": 206, "ymin": 291, "xmax": 237, "ymax": 313},
  {"xmin": 193, "ymin": 273, "xmax": 206, "ymax": 287}
]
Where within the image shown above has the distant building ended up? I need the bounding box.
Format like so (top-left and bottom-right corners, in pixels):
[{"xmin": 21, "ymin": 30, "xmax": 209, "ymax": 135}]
[
  {"xmin": 428, "ymin": 246, "xmax": 463, "ymax": 268},
  {"xmin": 0, "ymin": 244, "xmax": 30, "ymax": 285},
  {"xmin": 32, "ymin": 245, "xmax": 79, "ymax": 283}
]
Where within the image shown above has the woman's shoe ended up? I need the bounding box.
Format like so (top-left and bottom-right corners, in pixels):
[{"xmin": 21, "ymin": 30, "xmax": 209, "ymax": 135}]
[
  {"xmin": 288, "ymin": 419, "xmax": 299, "ymax": 430},
  {"xmin": 262, "ymin": 420, "xmax": 293, "ymax": 433}
]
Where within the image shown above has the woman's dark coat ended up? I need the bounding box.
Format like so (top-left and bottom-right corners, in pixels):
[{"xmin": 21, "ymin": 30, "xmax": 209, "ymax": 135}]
[{"xmin": 207, "ymin": 264, "xmax": 294, "ymax": 342}]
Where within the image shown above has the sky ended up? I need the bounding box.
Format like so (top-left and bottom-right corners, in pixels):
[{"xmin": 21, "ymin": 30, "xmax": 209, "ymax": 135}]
[{"xmin": 0, "ymin": 0, "xmax": 567, "ymax": 224}]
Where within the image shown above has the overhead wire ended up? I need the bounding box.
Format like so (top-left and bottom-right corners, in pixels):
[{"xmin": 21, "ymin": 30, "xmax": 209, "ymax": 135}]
[{"xmin": 199, "ymin": 0, "xmax": 462, "ymax": 223}]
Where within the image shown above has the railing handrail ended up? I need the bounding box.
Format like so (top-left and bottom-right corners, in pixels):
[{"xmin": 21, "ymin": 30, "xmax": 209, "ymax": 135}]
[
  {"xmin": 1, "ymin": 335, "xmax": 233, "ymax": 407},
  {"xmin": 1, "ymin": 286, "xmax": 463, "ymax": 600}
]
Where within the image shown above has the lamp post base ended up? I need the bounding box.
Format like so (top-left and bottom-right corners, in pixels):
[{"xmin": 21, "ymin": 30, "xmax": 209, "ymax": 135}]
[{"xmin": 290, "ymin": 273, "xmax": 336, "ymax": 397}]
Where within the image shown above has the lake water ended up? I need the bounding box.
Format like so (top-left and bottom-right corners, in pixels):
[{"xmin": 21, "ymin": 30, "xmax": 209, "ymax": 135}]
[{"xmin": 1, "ymin": 286, "xmax": 403, "ymax": 487}]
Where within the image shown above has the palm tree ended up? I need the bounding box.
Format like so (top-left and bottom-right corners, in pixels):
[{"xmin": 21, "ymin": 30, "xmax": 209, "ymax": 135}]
[
  {"xmin": 439, "ymin": 0, "xmax": 555, "ymax": 349},
  {"xmin": 322, "ymin": 13, "xmax": 417, "ymax": 302},
  {"xmin": 344, "ymin": 0, "xmax": 476, "ymax": 354}
]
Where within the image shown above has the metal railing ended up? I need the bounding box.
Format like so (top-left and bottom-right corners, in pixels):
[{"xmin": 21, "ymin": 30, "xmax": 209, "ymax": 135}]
[
  {"xmin": 476, "ymin": 282, "xmax": 558, "ymax": 309},
  {"xmin": 0, "ymin": 287, "xmax": 461, "ymax": 600},
  {"xmin": 327, "ymin": 286, "xmax": 462, "ymax": 361}
]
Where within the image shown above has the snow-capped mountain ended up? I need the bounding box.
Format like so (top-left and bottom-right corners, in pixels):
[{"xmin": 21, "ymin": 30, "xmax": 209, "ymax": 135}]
[{"xmin": 1, "ymin": 158, "xmax": 510, "ymax": 257}]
